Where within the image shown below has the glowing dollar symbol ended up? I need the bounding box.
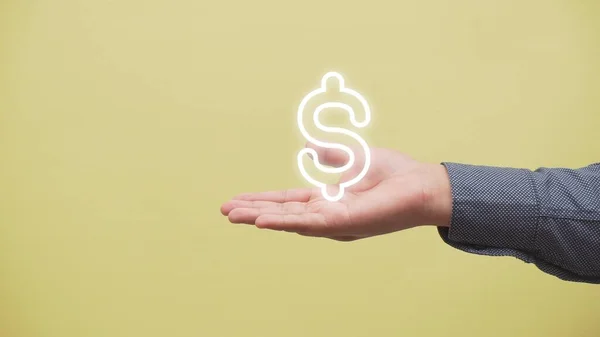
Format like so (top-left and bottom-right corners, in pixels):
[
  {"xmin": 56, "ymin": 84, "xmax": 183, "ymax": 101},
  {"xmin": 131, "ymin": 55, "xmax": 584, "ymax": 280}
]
[{"xmin": 297, "ymin": 72, "xmax": 371, "ymax": 202}]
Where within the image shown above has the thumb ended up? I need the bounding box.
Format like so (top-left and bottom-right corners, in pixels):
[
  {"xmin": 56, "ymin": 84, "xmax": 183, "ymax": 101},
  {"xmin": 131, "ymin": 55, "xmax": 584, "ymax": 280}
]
[{"xmin": 304, "ymin": 141, "xmax": 355, "ymax": 168}]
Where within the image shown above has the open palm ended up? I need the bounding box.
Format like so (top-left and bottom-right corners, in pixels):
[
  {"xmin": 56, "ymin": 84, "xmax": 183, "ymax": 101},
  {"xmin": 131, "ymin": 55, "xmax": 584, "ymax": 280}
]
[{"xmin": 220, "ymin": 143, "xmax": 450, "ymax": 241}]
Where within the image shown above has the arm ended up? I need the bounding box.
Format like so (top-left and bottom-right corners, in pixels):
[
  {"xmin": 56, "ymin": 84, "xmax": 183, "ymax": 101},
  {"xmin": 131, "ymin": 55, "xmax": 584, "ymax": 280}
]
[
  {"xmin": 221, "ymin": 144, "xmax": 600, "ymax": 284},
  {"xmin": 437, "ymin": 162, "xmax": 600, "ymax": 284}
]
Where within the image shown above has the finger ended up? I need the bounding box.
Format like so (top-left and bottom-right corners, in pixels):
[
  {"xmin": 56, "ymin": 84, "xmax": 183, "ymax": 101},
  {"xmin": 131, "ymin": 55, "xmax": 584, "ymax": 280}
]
[
  {"xmin": 222, "ymin": 201, "xmax": 308, "ymax": 216},
  {"xmin": 228, "ymin": 208, "xmax": 262, "ymax": 224},
  {"xmin": 328, "ymin": 236, "xmax": 361, "ymax": 242},
  {"xmin": 296, "ymin": 232, "xmax": 361, "ymax": 242},
  {"xmin": 232, "ymin": 188, "xmax": 313, "ymax": 203},
  {"xmin": 304, "ymin": 142, "xmax": 351, "ymax": 167},
  {"xmin": 255, "ymin": 213, "xmax": 329, "ymax": 233},
  {"xmin": 221, "ymin": 200, "xmax": 253, "ymax": 216},
  {"xmin": 226, "ymin": 202, "xmax": 310, "ymax": 224},
  {"xmin": 221, "ymin": 200, "xmax": 292, "ymax": 215}
]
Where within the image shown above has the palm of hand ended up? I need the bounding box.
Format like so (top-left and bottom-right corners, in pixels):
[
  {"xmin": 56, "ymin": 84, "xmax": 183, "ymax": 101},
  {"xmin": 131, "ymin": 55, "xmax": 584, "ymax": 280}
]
[{"xmin": 221, "ymin": 145, "xmax": 431, "ymax": 241}]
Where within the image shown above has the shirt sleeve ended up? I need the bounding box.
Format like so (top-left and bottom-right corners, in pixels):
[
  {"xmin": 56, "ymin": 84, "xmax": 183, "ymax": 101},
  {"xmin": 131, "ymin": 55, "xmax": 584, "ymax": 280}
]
[{"xmin": 437, "ymin": 162, "xmax": 600, "ymax": 284}]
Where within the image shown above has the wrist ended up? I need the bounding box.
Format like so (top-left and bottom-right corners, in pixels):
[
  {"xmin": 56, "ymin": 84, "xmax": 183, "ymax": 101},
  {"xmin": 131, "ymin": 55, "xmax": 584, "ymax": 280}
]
[{"xmin": 419, "ymin": 163, "xmax": 453, "ymax": 227}]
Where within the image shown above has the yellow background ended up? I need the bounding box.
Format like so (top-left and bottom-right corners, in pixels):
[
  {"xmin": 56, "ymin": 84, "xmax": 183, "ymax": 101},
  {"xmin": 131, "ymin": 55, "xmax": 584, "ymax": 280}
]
[{"xmin": 1, "ymin": 0, "xmax": 599, "ymax": 336}]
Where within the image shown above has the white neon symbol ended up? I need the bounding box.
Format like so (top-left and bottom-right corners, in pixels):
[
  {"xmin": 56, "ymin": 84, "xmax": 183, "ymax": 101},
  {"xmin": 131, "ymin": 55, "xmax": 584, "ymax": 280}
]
[{"xmin": 297, "ymin": 72, "xmax": 371, "ymax": 202}]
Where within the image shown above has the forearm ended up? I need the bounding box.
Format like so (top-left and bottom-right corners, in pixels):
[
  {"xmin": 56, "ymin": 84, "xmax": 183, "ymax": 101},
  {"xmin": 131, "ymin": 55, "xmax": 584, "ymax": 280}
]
[{"xmin": 429, "ymin": 161, "xmax": 600, "ymax": 284}]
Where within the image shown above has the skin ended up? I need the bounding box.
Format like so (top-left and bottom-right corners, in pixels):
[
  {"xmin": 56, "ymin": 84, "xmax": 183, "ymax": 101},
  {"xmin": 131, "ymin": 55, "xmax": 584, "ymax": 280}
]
[{"xmin": 220, "ymin": 143, "xmax": 453, "ymax": 241}]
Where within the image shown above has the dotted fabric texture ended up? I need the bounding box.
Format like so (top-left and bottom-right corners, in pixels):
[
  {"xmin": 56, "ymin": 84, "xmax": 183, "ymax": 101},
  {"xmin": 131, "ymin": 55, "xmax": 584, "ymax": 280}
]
[{"xmin": 438, "ymin": 162, "xmax": 600, "ymax": 284}]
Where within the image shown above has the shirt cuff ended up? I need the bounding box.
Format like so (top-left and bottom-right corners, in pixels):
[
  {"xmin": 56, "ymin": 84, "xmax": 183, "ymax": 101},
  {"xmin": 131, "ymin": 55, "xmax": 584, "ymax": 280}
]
[{"xmin": 438, "ymin": 162, "xmax": 541, "ymax": 253}]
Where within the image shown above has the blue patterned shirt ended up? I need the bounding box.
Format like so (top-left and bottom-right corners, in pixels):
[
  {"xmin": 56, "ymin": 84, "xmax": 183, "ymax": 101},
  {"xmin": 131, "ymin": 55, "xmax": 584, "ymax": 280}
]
[{"xmin": 438, "ymin": 162, "xmax": 600, "ymax": 284}]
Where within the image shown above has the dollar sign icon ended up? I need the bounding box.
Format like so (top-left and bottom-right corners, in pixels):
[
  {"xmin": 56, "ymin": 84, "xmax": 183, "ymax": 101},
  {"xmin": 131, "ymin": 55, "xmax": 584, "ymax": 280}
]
[{"xmin": 296, "ymin": 72, "xmax": 371, "ymax": 202}]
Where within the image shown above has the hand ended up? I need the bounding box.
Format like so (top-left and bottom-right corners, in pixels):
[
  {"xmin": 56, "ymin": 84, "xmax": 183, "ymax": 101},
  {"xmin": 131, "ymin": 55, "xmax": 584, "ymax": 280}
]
[{"xmin": 220, "ymin": 143, "xmax": 452, "ymax": 241}]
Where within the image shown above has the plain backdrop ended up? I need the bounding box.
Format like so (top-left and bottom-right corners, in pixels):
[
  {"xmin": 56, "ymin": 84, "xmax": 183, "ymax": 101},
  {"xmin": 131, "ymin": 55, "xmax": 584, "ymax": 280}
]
[{"xmin": 1, "ymin": 1, "xmax": 599, "ymax": 336}]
